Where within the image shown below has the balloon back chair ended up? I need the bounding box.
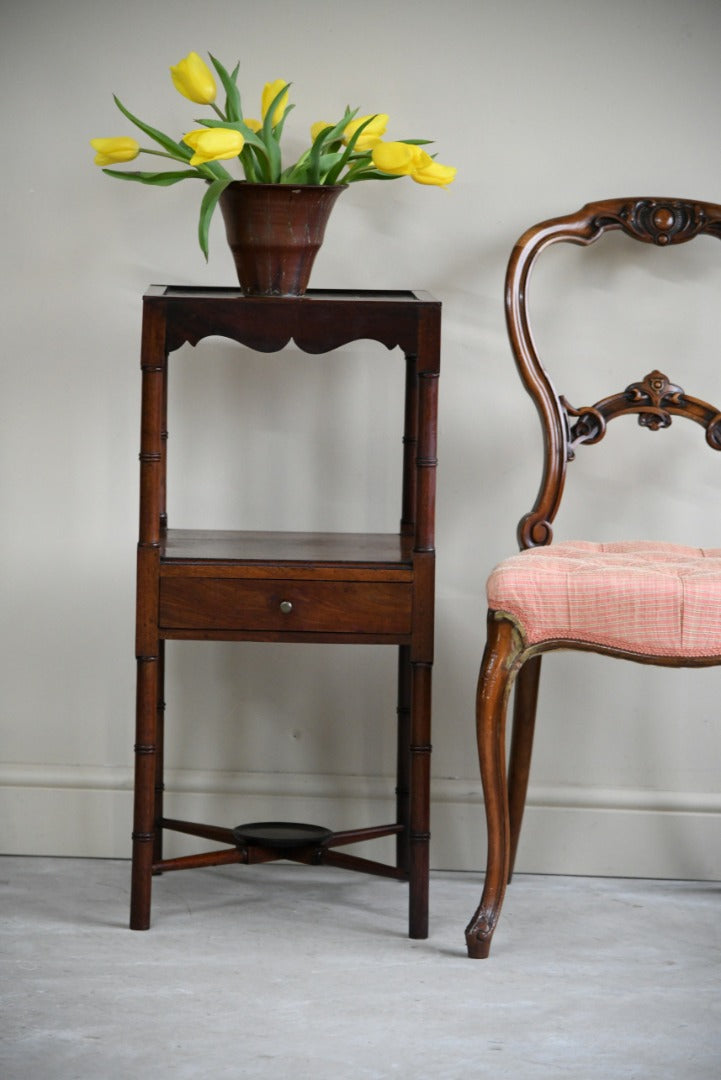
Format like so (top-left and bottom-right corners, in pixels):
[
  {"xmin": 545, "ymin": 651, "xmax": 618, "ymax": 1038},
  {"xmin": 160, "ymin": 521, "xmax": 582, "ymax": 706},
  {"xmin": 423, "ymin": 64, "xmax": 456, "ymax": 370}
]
[{"xmin": 465, "ymin": 197, "xmax": 721, "ymax": 958}]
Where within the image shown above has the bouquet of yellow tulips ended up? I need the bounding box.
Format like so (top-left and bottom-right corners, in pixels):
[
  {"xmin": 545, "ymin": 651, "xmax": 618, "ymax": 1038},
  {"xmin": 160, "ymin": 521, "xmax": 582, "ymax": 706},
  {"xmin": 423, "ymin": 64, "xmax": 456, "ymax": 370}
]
[{"xmin": 91, "ymin": 51, "xmax": 456, "ymax": 258}]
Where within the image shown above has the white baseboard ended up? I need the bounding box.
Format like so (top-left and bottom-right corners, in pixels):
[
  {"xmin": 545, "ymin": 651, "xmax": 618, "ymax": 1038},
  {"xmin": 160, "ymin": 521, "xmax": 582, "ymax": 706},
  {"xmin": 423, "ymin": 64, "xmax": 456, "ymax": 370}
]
[{"xmin": 1, "ymin": 764, "xmax": 719, "ymax": 879}]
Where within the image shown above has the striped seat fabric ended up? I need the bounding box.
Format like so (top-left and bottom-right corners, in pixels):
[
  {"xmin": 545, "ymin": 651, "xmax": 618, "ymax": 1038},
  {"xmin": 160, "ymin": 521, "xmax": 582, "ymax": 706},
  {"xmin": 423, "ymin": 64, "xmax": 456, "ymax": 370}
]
[{"xmin": 487, "ymin": 540, "xmax": 721, "ymax": 658}]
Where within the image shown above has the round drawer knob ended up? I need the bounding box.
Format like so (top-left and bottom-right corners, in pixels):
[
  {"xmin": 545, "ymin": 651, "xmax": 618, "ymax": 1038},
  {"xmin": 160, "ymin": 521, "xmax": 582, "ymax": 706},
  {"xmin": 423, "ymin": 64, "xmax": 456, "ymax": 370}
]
[{"xmin": 279, "ymin": 600, "xmax": 293, "ymax": 614}]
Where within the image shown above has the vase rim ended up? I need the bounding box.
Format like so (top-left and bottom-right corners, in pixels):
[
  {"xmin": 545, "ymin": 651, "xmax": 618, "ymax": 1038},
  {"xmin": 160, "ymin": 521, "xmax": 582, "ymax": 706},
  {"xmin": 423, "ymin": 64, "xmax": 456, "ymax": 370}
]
[{"xmin": 223, "ymin": 180, "xmax": 348, "ymax": 191}]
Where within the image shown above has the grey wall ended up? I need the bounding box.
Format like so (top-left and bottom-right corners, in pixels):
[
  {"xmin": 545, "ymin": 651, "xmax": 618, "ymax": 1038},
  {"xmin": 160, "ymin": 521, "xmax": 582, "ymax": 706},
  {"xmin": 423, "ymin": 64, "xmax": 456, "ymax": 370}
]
[{"xmin": 2, "ymin": 0, "xmax": 721, "ymax": 876}]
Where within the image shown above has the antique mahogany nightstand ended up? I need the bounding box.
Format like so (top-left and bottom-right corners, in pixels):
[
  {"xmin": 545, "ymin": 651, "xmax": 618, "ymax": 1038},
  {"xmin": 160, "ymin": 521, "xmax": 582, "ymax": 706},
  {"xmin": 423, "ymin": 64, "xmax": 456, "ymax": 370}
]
[{"xmin": 130, "ymin": 286, "xmax": 441, "ymax": 938}]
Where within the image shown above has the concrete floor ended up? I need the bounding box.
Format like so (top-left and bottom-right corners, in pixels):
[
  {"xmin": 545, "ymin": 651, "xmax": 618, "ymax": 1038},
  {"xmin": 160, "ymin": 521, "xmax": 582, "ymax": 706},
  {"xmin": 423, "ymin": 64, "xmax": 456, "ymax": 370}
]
[{"xmin": 1, "ymin": 857, "xmax": 719, "ymax": 1079}]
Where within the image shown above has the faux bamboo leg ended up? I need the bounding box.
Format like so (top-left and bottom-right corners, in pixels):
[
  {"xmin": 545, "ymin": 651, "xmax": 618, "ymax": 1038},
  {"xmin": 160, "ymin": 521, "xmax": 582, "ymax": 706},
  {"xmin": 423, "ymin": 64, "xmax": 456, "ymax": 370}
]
[
  {"xmin": 398, "ymin": 350, "xmax": 417, "ymax": 880},
  {"xmin": 465, "ymin": 617, "xmax": 520, "ymax": 958},
  {"xmin": 406, "ymin": 342, "xmax": 438, "ymax": 940},
  {"xmin": 130, "ymin": 653, "xmax": 160, "ymax": 929},
  {"xmin": 395, "ymin": 645, "xmax": 412, "ymax": 873},
  {"xmin": 152, "ymin": 641, "xmax": 165, "ymax": 871},
  {"xmin": 131, "ymin": 306, "xmax": 166, "ymax": 929},
  {"xmin": 408, "ymin": 659, "xmax": 432, "ymax": 939}
]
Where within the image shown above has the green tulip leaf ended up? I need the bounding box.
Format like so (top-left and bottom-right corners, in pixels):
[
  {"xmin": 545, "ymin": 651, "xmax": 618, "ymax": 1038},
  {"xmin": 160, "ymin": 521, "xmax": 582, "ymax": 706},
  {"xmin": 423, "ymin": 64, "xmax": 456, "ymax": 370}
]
[
  {"xmin": 307, "ymin": 132, "xmax": 333, "ymax": 185},
  {"xmin": 209, "ymin": 54, "xmax": 242, "ymax": 122},
  {"xmin": 198, "ymin": 159, "xmax": 233, "ymax": 181},
  {"xmin": 239, "ymin": 145, "xmax": 260, "ymax": 183},
  {"xmin": 261, "ymin": 85, "xmax": 292, "ymax": 180},
  {"xmin": 280, "ymin": 145, "xmax": 311, "ymax": 182},
  {"xmin": 101, "ymin": 168, "xmax": 203, "ymax": 186},
  {"xmin": 345, "ymin": 168, "xmax": 400, "ymax": 182},
  {"xmin": 323, "ymin": 114, "xmax": 376, "ymax": 185},
  {"xmin": 260, "ymin": 136, "xmax": 280, "ymax": 183},
  {"xmin": 271, "ymin": 103, "xmax": 294, "ymax": 145},
  {"xmin": 306, "ymin": 110, "xmax": 356, "ymax": 183},
  {"xmin": 113, "ymin": 95, "xmax": 192, "ymax": 161},
  {"xmin": 197, "ymin": 177, "xmax": 232, "ymax": 260},
  {"xmin": 280, "ymin": 160, "xmax": 311, "ymax": 184}
]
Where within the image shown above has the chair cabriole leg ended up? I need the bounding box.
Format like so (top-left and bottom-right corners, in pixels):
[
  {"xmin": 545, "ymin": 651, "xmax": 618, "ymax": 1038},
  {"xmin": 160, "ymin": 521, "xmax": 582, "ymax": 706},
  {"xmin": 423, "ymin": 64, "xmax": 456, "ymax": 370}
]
[
  {"xmin": 465, "ymin": 615, "xmax": 520, "ymax": 958},
  {"xmin": 507, "ymin": 653, "xmax": 541, "ymax": 880}
]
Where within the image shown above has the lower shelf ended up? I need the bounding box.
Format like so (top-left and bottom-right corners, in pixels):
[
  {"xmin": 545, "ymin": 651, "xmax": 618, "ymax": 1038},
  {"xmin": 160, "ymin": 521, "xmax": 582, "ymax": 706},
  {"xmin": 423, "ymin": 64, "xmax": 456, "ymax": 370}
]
[{"xmin": 153, "ymin": 816, "xmax": 407, "ymax": 881}]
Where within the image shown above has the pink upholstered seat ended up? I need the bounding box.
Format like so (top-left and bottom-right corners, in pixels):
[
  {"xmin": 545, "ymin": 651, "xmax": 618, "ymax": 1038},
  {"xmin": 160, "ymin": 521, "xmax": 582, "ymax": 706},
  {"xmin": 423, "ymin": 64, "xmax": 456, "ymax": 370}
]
[{"xmin": 488, "ymin": 540, "xmax": 721, "ymax": 657}]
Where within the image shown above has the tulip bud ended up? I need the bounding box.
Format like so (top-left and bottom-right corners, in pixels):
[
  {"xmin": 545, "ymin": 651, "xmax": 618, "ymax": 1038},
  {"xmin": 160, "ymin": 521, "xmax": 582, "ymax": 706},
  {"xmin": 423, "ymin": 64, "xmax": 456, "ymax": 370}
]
[
  {"xmin": 344, "ymin": 114, "xmax": 388, "ymax": 152},
  {"xmin": 90, "ymin": 137, "xmax": 140, "ymax": 165},
  {"xmin": 261, "ymin": 80, "xmax": 289, "ymax": 127},
  {"xmin": 170, "ymin": 51, "xmax": 217, "ymax": 105},
  {"xmin": 182, "ymin": 127, "xmax": 244, "ymax": 165},
  {"xmin": 372, "ymin": 141, "xmax": 420, "ymax": 176},
  {"xmin": 311, "ymin": 121, "xmax": 333, "ymax": 143},
  {"xmin": 411, "ymin": 159, "xmax": 457, "ymax": 187},
  {"xmin": 373, "ymin": 142, "xmax": 456, "ymax": 187}
]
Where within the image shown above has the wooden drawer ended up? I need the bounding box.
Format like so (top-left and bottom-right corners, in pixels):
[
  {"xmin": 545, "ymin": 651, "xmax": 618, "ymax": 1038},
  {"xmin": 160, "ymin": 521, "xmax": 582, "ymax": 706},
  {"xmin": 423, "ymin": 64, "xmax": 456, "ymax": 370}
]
[{"xmin": 159, "ymin": 577, "xmax": 413, "ymax": 635}]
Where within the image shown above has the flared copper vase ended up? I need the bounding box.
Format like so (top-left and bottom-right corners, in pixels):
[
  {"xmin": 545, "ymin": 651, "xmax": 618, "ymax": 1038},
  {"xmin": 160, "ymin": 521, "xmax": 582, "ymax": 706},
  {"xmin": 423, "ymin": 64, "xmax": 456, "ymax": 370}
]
[{"xmin": 218, "ymin": 182, "xmax": 346, "ymax": 296}]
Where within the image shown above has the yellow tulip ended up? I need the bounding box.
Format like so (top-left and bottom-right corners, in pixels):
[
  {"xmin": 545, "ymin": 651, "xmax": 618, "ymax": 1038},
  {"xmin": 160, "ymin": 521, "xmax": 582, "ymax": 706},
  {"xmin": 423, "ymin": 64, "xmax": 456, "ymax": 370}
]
[
  {"xmin": 411, "ymin": 158, "xmax": 457, "ymax": 187},
  {"xmin": 372, "ymin": 142, "xmax": 456, "ymax": 187},
  {"xmin": 344, "ymin": 114, "xmax": 388, "ymax": 151},
  {"xmin": 90, "ymin": 136, "xmax": 140, "ymax": 165},
  {"xmin": 261, "ymin": 79, "xmax": 289, "ymax": 126},
  {"xmin": 244, "ymin": 118, "xmax": 262, "ymax": 134},
  {"xmin": 170, "ymin": 51, "xmax": 216, "ymax": 105},
  {"xmin": 182, "ymin": 128, "xmax": 244, "ymax": 165},
  {"xmin": 371, "ymin": 141, "xmax": 420, "ymax": 176}
]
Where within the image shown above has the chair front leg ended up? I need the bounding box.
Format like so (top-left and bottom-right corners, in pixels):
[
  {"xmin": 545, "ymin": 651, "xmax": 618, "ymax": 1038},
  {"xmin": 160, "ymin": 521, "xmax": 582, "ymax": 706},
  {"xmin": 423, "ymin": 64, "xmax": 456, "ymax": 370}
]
[
  {"xmin": 465, "ymin": 614, "xmax": 522, "ymax": 958},
  {"xmin": 507, "ymin": 653, "xmax": 542, "ymax": 880}
]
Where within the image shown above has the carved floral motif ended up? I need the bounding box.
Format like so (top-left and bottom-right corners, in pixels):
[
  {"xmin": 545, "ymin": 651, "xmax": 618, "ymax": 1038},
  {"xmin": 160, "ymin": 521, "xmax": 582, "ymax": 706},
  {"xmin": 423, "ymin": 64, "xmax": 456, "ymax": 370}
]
[
  {"xmin": 594, "ymin": 199, "xmax": 716, "ymax": 246},
  {"xmin": 625, "ymin": 369, "xmax": 685, "ymax": 430},
  {"xmin": 562, "ymin": 369, "xmax": 721, "ymax": 451}
]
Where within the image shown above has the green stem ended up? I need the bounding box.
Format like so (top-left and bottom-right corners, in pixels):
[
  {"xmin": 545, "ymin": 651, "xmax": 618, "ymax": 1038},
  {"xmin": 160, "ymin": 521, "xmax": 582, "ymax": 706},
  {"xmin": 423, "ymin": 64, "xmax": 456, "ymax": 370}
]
[
  {"xmin": 138, "ymin": 147, "xmax": 216, "ymax": 181},
  {"xmin": 240, "ymin": 145, "xmax": 259, "ymax": 183},
  {"xmin": 140, "ymin": 148, "xmax": 182, "ymax": 159}
]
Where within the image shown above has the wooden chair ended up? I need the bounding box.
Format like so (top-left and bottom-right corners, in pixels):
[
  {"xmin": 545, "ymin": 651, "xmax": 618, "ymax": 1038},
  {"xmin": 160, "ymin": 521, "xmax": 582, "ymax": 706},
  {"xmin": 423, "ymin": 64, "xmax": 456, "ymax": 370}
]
[{"xmin": 465, "ymin": 197, "xmax": 721, "ymax": 958}]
